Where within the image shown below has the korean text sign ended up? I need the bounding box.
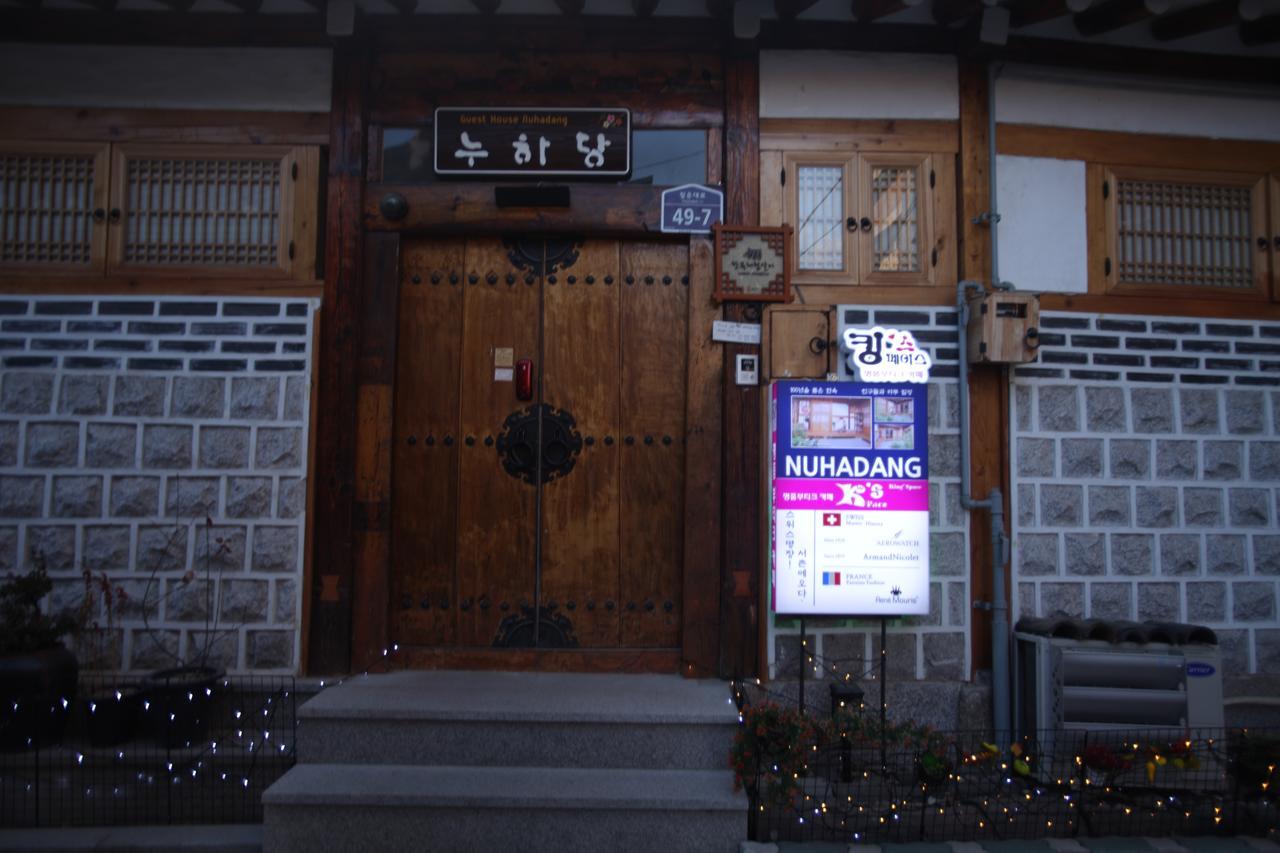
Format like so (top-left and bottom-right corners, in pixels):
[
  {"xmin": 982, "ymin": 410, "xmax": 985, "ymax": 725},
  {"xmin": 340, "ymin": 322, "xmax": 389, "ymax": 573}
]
[
  {"xmin": 434, "ymin": 107, "xmax": 630, "ymax": 177},
  {"xmin": 771, "ymin": 379, "xmax": 930, "ymax": 616}
]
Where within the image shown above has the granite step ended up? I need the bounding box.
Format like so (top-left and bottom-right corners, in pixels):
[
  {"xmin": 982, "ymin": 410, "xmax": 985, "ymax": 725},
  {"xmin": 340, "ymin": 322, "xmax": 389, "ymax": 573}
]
[
  {"xmin": 296, "ymin": 670, "xmax": 741, "ymax": 769},
  {"xmin": 263, "ymin": 763, "xmax": 746, "ymax": 853}
]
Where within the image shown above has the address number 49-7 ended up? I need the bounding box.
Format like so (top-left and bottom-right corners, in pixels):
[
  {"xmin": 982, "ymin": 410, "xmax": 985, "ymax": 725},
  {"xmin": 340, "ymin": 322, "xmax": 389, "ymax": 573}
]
[{"xmin": 672, "ymin": 207, "xmax": 713, "ymax": 227}]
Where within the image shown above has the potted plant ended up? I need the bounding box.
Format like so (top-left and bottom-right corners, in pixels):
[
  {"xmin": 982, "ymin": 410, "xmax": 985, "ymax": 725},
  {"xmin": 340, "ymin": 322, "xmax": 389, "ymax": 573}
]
[
  {"xmin": 77, "ymin": 569, "xmax": 140, "ymax": 748},
  {"xmin": 136, "ymin": 517, "xmax": 233, "ymax": 749},
  {"xmin": 0, "ymin": 557, "xmax": 79, "ymax": 751}
]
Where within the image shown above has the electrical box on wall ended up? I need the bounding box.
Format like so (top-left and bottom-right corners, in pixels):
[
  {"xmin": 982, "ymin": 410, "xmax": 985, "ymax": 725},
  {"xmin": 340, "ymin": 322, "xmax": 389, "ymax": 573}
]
[{"xmin": 966, "ymin": 291, "xmax": 1041, "ymax": 364}]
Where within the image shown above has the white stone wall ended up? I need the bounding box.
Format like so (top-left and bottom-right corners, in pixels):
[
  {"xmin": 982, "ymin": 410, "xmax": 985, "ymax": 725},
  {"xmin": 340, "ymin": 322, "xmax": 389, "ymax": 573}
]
[
  {"xmin": 0, "ymin": 295, "xmax": 316, "ymax": 675},
  {"xmin": 768, "ymin": 306, "xmax": 971, "ymax": 684},
  {"xmin": 1011, "ymin": 311, "xmax": 1280, "ymax": 677}
]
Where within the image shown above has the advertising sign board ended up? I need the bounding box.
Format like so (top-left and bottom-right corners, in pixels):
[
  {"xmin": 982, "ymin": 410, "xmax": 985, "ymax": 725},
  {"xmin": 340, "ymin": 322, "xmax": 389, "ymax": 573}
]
[{"xmin": 770, "ymin": 330, "xmax": 931, "ymax": 616}]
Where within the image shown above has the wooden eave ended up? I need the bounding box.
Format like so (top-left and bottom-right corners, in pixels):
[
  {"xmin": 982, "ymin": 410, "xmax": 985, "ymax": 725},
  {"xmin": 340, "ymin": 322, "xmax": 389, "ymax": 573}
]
[{"xmin": 0, "ymin": 2, "xmax": 1276, "ymax": 81}]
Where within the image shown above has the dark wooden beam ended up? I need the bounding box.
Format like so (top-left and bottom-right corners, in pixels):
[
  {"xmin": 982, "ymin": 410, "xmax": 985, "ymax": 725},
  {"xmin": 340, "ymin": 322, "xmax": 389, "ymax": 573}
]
[
  {"xmin": 853, "ymin": 0, "xmax": 919, "ymax": 22},
  {"xmin": 307, "ymin": 40, "xmax": 368, "ymax": 676},
  {"xmin": 992, "ymin": 31, "xmax": 1280, "ymax": 82},
  {"xmin": 361, "ymin": 184, "xmax": 667, "ymax": 234},
  {"xmin": 155, "ymin": 0, "xmax": 197, "ymax": 10},
  {"xmin": 775, "ymin": 0, "xmax": 820, "ymax": 17},
  {"xmin": 707, "ymin": 0, "xmax": 736, "ymax": 18},
  {"xmin": 554, "ymin": 0, "xmax": 585, "ymax": 12},
  {"xmin": 933, "ymin": 0, "xmax": 985, "ymax": 25},
  {"xmin": 1151, "ymin": 0, "xmax": 1238, "ymax": 40},
  {"xmin": 1008, "ymin": 0, "xmax": 1085, "ymax": 28},
  {"xmin": 632, "ymin": 0, "xmax": 660, "ymax": 15},
  {"xmin": 1075, "ymin": 0, "xmax": 1168, "ymax": 36},
  {"xmin": 757, "ymin": 18, "xmax": 961, "ymax": 50},
  {"xmin": 1241, "ymin": 12, "xmax": 1280, "ymax": 44},
  {"xmin": 223, "ymin": 0, "xmax": 263, "ymax": 12},
  {"xmin": 472, "ymin": 0, "xmax": 501, "ymax": 11},
  {"xmin": 0, "ymin": 10, "xmax": 327, "ymax": 45}
]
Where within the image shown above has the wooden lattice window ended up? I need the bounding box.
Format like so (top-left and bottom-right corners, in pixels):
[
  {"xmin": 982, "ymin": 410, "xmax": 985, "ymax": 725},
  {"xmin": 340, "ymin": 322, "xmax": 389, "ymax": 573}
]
[
  {"xmin": 0, "ymin": 141, "xmax": 318, "ymax": 281},
  {"xmin": 111, "ymin": 145, "xmax": 314, "ymax": 277},
  {"xmin": 779, "ymin": 149, "xmax": 947, "ymax": 290},
  {"xmin": 860, "ymin": 154, "xmax": 933, "ymax": 284},
  {"xmin": 0, "ymin": 142, "xmax": 109, "ymax": 271},
  {"xmin": 1104, "ymin": 167, "xmax": 1267, "ymax": 295}
]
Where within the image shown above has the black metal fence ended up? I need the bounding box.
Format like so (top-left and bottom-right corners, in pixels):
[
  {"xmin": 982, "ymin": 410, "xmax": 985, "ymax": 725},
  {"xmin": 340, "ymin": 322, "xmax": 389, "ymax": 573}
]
[
  {"xmin": 0, "ymin": 674, "xmax": 296, "ymax": 827},
  {"xmin": 734, "ymin": 697, "xmax": 1279, "ymax": 843}
]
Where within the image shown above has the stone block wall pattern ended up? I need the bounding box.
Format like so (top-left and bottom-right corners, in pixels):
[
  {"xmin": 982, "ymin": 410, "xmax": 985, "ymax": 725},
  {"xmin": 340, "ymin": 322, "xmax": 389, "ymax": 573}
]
[
  {"xmin": 0, "ymin": 296, "xmax": 316, "ymax": 674},
  {"xmin": 767, "ymin": 306, "xmax": 971, "ymax": 685},
  {"xmin": 1012, "ymin": 311, "xmax": 1280, "ymax": 677}
]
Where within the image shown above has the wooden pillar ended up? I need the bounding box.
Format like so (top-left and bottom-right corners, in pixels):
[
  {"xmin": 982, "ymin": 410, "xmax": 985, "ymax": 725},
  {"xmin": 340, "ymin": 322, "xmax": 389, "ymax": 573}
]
[
  {"xmin": 307, "ymin": 40, "xmax": 368, "ymax": 675},
  {"xmin": 682, "ymin": 235, "xmax": 724, "ymax": 678},
  {"xmin": 350, "ymin": 232, "xmax": 401, "ymax": 671},
  {"xmin": 719, "ymin": 51, "xmax": 762, "ymax": 679},
  {"xmin": 958, "ymin": 60, "xmax": 1010, "ymax": 676}
]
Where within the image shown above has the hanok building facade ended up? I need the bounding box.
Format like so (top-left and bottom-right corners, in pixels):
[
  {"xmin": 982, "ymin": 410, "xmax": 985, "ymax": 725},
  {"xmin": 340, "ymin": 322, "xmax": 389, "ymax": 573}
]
[{"xmin": 2, "ymin": 0, "xmax": 1279, "ymax": 733}]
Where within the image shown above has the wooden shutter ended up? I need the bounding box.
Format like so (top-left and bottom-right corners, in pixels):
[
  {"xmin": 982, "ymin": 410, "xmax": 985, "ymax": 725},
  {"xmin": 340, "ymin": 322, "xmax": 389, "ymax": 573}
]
[
  {"xmin": 1104, "ymin": 166, "xmax": 1267, "ymax": 295},
  {"xmin": 109, "ymin": 144, "xmax": 316, "ymax": 278},
  {"xmin": 858, "ymin": 152, "xmax": 935, "ymax": 286},
  {"xmin": 0, "ymin": 142, "xmax": 109, "ymax": 272},
  {"xmin": 784, "ymin": 152, "xmax": 855, "ymax": 286}
]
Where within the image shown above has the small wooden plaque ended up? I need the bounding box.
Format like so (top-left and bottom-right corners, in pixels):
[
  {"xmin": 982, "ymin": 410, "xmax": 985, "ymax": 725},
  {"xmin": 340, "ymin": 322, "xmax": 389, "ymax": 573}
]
[{"xmin": 713, "ymin": 224, "xmax": 792, "ymax": 303}]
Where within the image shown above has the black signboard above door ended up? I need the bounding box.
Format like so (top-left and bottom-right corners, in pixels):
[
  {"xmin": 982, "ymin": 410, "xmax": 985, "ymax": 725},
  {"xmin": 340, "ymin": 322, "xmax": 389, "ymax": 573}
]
[{"xmin": 434, "ymin": 108, "xmax": 631, "ymax": 178}]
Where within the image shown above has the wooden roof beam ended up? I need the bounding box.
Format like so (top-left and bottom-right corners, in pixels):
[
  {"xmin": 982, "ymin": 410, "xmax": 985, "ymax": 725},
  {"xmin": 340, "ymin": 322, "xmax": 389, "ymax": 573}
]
[
  {"xmin": 853, "ymin": 0, "xmax": 924, "ymax": 24},
  {"xmin": 933, "ymin": 0, "xmax": 987, "ymax": 26},
  {"xmin": 707, "ymin": 0, "xmax": 736, "ymax": 18},
  {"xmin": 775, "ymin": 0, "xmax": 820, "ymax": 16},
  {"xmin": 1240, "ymin": 11, "xmax": 1280, "ymax": 42},
  {"xmin": 1150, "ymin": 0, "xmax": 1238, "ymax": 40},
  {"xmin": 1075, "ymin": 0, "xmax": 1170, "ymax": 35},
  {"xmin": 1008, "ymin": 0, "xmax": 1091, "ymax": 28}
]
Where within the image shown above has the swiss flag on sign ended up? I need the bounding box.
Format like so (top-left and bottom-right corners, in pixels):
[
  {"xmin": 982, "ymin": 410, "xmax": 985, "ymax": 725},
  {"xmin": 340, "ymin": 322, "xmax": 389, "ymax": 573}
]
[{"xmin": 822, "ymin": 513, "xmax": 841, "ymax": 526}]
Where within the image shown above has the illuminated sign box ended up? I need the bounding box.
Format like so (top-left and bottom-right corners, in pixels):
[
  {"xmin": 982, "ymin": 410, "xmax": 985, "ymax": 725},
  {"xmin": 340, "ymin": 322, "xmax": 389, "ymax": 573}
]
[{"xmin": 770, "ymin": 329, "xmax": 932, "ymax": 617}]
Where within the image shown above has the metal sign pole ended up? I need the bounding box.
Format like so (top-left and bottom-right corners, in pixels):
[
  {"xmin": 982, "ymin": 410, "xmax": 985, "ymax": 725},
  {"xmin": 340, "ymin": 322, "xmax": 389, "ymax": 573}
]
[
  {"xmin": 880, "ymin": 617, "xmax": 888, "ymax": 771},
  {"xmin": 798, "ymin": 617, "xmax": 806, "ymax": 717}
]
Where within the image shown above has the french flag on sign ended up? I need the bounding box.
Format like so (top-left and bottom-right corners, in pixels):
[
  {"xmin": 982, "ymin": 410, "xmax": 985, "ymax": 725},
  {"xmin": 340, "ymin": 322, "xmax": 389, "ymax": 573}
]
[{"xmin": 822, "ymin": 572, "xmax": 841, "ymax": 585}]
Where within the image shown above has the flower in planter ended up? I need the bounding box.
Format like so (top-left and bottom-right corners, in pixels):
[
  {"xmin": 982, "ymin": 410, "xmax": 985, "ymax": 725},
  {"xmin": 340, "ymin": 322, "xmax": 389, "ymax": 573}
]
[{"xmin": 730, "ymin": 702, "xmax": 815, "ymax": 808}]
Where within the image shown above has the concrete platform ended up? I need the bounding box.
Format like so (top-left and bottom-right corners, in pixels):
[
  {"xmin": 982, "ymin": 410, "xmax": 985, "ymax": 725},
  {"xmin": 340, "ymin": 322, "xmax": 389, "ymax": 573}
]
[{"xmin": 298, "ymin": 670, "xmax": 739, "ymax": 723}]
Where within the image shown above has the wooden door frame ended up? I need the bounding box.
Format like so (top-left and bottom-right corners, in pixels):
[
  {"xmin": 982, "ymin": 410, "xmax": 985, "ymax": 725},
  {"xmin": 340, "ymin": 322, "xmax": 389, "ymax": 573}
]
[
  {"xmin": 336, "ymin": 227, "xmax": 722, "ymax": 675},
  {"xmin": 309, "ymin": 38, "xmax": 733, "ymax": 677}
]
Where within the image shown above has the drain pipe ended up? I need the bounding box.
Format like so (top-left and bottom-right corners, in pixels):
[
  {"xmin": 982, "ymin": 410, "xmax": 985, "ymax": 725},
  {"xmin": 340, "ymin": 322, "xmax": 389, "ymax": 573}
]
[{"xmin": 959, "ymin": 61, "xmax": 1012, "ymax": 746}]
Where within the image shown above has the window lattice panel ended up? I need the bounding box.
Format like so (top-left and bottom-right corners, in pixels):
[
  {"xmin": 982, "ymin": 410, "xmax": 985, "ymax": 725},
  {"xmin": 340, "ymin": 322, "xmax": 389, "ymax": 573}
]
[
  {"xmin": 1115, "ymin": 178, "xmax": 1253, "ymax": 288},
  {"xmin": 0, "ymin": 152, "xmax": 97, "ymax": 265},
  {"xmin": 870, "ymin": 166, "xmax": 920, "ymax": 273},
  {"xmin": 124, "ymin": 157, "xmax": 282, "ymax": 267},
  {"xmin": 797, "ymin": 165, "xmax": 844, "ymax": 271}
]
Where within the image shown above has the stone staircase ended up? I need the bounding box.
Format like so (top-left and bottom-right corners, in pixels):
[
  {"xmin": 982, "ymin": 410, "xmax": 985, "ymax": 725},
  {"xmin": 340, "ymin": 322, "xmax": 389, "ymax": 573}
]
[{"xmin": 262, "ymin": 670, "xmax": 747, "ymax": 853}]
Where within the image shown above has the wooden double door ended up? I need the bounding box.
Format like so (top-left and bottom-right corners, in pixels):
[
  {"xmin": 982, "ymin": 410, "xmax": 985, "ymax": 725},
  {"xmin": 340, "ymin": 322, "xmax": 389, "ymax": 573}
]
[{"xmin": 389, "ymin": 237, "xmax": 689, "ymax": 656}]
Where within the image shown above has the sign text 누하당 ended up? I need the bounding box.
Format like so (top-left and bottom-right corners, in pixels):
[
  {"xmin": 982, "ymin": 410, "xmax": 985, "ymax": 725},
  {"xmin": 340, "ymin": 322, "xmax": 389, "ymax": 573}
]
[{"xmin": 434, "ymin": 107, "xmax": 630, "ymax": 178}]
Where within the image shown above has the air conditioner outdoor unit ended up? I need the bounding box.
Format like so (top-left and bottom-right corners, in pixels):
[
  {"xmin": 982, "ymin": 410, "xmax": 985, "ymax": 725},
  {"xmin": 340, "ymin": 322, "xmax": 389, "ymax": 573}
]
[{"xmin": 1014, "ymin": 628, "xmax": 1224, "ymax": 739}]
